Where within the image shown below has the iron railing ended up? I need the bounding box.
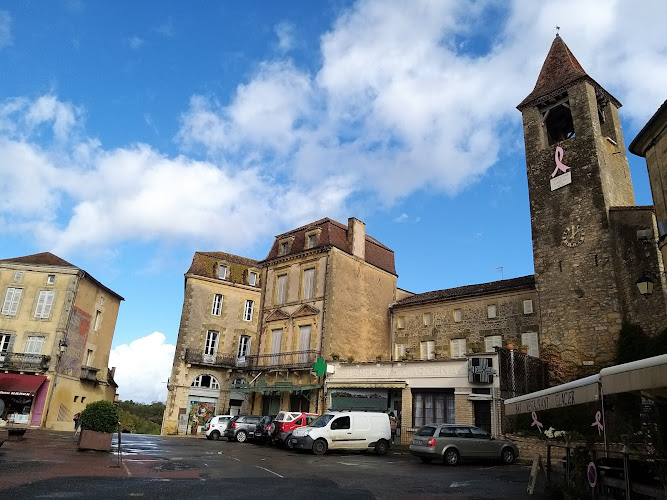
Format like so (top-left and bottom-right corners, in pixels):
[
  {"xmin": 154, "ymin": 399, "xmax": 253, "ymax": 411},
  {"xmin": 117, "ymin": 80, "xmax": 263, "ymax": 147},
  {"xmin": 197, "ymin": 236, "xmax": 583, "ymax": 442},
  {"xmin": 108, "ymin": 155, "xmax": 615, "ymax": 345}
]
[
  {"xmin": 184, "ymin": 348, "xmax": 318, "ymax": 370},
  {"xmin": 499, "ymin": 348, "xmax": 549, "ymax": 400},
  {"xmin": 0, "ymin": 352, "xmax": 51, "ymax": 372}
]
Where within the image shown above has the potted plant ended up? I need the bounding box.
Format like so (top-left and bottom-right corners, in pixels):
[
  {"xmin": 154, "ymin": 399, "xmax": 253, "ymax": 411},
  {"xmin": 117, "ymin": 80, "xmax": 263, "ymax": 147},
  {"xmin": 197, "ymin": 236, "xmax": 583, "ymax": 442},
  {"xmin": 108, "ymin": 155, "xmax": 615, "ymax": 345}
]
[
  {"xmin": 78, "ymin": 400, "xmax": 119, "ymax": 452},
  {"xmin": 399, "ymin": 354, "xmax": 408, "ymax": 361},
  {"xmin": 506, "ymin": 342, "xmax": 515, "ymax": 350},
  {"xmin": 519, "ymin": 344, "xmax": 529, "ymax": 354},
  {"xmin": 347, "ymin": 355, "xmax": 355, "ymax": 363},
  {"xmin": 376, "ymin": 354, "xmax": 383, "ymax": 362},
  {"xmin": 330, "ymin": 353, "xmax": 340, "ymax": 361}
]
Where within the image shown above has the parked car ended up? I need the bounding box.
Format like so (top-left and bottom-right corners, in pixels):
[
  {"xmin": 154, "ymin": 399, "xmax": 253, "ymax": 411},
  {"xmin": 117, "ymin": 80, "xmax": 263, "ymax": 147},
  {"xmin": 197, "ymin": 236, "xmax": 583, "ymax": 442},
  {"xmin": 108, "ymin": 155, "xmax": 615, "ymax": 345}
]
[
  {"xmin": 289, "ymin": 411, "xmax": 391, "ymax": 455},
  {"xmin": 223, "ymin": 415, "xmax": 263, "ymax": 442},
  {"xmin": 270, "ymin": 411, "xmax": 319, "ymax": 448},
  {"xmin": 409, "ymin": 424, "xmax": 518, "ymax": 465},
  {"xmin": 252, "ymin": 415, "xmax": 277, "ymax": 444},
  {"xmin": 205, "ymin": 415, "xmax": 233, "ymax": 440}
]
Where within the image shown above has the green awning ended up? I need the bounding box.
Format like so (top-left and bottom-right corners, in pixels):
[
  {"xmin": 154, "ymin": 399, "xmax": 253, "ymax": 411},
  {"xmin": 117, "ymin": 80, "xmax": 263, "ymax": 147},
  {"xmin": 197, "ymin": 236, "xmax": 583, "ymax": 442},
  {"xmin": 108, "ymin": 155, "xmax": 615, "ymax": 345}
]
[{"xmin": 232, "ymin": 383, "xmax": 322, "ymax": 393}]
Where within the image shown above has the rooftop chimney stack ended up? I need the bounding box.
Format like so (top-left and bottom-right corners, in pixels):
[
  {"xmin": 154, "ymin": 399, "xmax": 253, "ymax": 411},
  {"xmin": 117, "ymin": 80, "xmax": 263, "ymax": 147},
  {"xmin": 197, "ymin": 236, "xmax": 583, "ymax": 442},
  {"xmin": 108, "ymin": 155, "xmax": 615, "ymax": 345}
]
[{"xmin": 347, "ymin": 217, "xmax": 366, "ymax": 260}]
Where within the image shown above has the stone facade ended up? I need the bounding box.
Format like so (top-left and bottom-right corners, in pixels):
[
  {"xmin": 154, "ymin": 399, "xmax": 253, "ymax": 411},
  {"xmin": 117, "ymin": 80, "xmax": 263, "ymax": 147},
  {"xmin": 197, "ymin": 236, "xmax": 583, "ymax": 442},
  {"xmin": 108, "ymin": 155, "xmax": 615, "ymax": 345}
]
[
  {"xmin": 162, "ymin": 252, "xmax": 261, "ymax": 435},
  {"xmin": 519, "ymin": 36, "xmax": 667, "ymax": 379},
  {"xmin": 0, "ymin": 253, "xmax": 122, "ymax": 430}
]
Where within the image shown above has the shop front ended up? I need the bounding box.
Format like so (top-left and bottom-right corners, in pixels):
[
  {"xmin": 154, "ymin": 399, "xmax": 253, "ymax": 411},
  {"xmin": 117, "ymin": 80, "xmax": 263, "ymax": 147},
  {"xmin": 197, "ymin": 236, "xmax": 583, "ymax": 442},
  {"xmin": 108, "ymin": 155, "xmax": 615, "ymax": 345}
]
[{"xmin": 0, "ymin": 373, "xmax": 49, "ymax": 427}]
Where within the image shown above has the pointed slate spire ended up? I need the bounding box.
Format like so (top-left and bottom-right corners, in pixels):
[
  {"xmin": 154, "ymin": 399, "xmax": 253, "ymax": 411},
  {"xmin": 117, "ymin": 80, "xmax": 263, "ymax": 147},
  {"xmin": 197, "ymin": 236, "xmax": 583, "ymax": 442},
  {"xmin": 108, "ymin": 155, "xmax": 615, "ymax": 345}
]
[{"xmin": 517, "ymin": 35, "xmax": 616, "ymax": 110}]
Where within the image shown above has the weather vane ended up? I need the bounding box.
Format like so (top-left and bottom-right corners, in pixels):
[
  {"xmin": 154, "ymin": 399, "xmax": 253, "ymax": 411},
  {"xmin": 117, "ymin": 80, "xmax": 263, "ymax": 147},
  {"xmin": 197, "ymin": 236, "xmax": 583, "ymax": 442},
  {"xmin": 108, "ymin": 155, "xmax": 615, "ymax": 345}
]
[{"xmin": 555, "ymin": 25, "xmax": 561, "ymax": 35}]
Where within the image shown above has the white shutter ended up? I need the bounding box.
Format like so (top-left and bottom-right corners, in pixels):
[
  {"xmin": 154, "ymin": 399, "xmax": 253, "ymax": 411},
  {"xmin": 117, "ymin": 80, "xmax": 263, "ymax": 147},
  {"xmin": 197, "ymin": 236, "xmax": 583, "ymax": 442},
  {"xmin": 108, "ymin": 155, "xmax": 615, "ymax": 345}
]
[
  {"xmin": 303, "ymin": 269, "xmax": 315, "ymax": 300},
  {"xmin": 271, "ymin": 329, "xmax": 283, "ymax": 354},
  {"xmin": 277, "ymin": 275, "xmax": 287, "ymax": 304},
  {"xmin": 395, "ymin": 343, "xmax": 406, "ymax": 358},
  {"xmin": 523, "ymin": 299, "xmax": 534, "ymax": 314},
  {"xmin": 42, "ymin": 291, "xmax": 55, "ymax": 318},
  {"xmin": 26, "ymin": 336, "xmax": 44, "ymax": 354},
  {"xmin": 2, "ymin": 288, "xmax": 22, "ymax": 316},
  {"xmin": 299, "ymin": 325, "xmax": 311, "ymax": 363},
  {"xmin": 521, "ymin": 332, "xmax": 539, "ymax": 357},
  {"xmin": 420, "ymin": 340, "xmax": 435, "ymax": 360},
  {"xmin": 487, "ymin": 304, "xmax": 497, "ymax": 318},
  {"xmin": 244, "ymin": 300, "xmax": 254, "ymax": 321},
  {"xmin": 450, "ymin": 338, "xmax": 466, "ymax": 358},
  {"xmin": 484, "ymin": 335, "xmax": 502, "ymax": 352}
]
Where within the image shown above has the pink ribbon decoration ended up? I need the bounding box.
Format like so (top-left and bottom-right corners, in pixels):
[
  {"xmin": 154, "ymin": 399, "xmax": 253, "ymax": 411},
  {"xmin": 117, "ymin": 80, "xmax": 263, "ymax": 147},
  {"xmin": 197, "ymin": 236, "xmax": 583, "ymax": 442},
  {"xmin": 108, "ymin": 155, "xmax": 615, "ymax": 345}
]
[
  {"xmin": 530, "ymin": 411, "xmax": 543, "ymax": 433},
  {"xmin": 551, "ymin": 146, "xmax": 570, "ymax": 178},
  {"xmin": 591, "ymin": 411, "xmax": 604, "ymax": 435}
]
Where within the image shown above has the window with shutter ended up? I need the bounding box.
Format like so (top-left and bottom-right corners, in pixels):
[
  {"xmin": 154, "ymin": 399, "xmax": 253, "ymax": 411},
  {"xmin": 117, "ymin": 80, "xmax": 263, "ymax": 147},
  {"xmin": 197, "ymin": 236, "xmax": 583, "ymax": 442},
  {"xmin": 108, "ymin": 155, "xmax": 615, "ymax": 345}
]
[
  {"xmin": 484, "ymin": 335, "xmax": 502, "ymax": 352},
  {"xmin": 277, "ymin": 275, "xmax": 287, "ymax": 304},
  {"xmin": 271, "ymin": 329, "xmax": 283, "ymax": 354},
  {"xmin": 303, "ymin": 268, "xmax": 315, "ymax": 300},
  {"xmin": 0, "ymin": 334, "xmax": 10, "ymax": 353},
  {"xmin": 35, "ymin": 290, "xmax": 55, "ymax": 319},
  {"xmin": 450, "ymin": 338, "xmax": 467, "ymax": 358},
  {"xmin": 396, "ymin": 316, "xmax": 405, "ymax": 329},
  {"xmin": 211, "ymin": 294, "xmax": 223, "ymax": 316},
  {"xmin": 299, "ymin": 325, "xmax": 311, "ymax": 363},
  {"xmin": 237, "ymin": 336, "xmax": 251, "ymax": 358},
  {"xmin": 523, "ymin": 299, "xmax": 534, "ymax": 314},
  {"xmin": 2, "ymin": 287, "xmax": 22, "ymax": 316},
  {"xmin": 12, "ymin": 271, "xmax": 24, "ymax": 283},
  {"xmin": 453, "ymin": 309, "xmax": 462, "ymax": 323},
  {"xmin": 487, "ymin": 304, "xmax": 497, "ymax": 318},
  {"xmin": 395, "ymin": 343, "xmax": 406, "ymax": 359},
  {"xmin": 423, "ymin": 312, "xmax": 432, "ymax": 326},
  {"xmin": 218, "ymin": 265, "xmax": 228, "ymax": 280},
  {"xmin": 521, "ymin": 332, "xmax": 539, "ymax": 357},
  {"xmin": 420, "ymin": 340, "xmax": 435, "ymax": 360},
  {"xmin": 26, "ymin": 336, "xmax": 45, "ymax": 354},
  {"xmin": 243, "ymin": 300, "xmax": 254, "ymax": 321}
]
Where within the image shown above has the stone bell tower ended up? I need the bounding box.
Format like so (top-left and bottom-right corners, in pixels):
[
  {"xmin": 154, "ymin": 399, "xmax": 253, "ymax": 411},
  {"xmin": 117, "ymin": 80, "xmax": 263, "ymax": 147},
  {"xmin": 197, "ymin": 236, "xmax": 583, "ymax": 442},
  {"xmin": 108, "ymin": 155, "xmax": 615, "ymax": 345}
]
[{"xmin": 517, "ymin": 35, "xmax": 664, "ymax": 379}]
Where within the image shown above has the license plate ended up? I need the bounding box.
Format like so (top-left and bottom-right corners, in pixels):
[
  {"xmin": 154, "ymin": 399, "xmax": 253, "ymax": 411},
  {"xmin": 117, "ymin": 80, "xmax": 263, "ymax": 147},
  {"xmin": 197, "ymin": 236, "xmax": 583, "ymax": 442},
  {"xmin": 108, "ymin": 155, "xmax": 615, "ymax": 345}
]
[{"xmin": 413, "ymin": 439, "xmax": 424, "ymax": 445}]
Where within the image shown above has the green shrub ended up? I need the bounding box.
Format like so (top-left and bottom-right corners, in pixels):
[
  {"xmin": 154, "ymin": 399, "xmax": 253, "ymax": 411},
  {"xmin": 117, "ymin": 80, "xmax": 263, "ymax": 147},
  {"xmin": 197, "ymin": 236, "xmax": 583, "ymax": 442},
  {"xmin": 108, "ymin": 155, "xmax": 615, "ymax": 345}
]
[{"xmin": 80, "ymin": 400, "xmax": 119, "ymax": 433}]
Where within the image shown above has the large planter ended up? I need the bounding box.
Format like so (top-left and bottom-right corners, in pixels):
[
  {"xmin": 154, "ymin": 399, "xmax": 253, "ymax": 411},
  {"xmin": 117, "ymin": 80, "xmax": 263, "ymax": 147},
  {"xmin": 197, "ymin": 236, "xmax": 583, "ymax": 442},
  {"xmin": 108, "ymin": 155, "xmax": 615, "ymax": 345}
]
[{"xmin": 78, "ymin": 429, "xmax": 113, "ymax": 451}]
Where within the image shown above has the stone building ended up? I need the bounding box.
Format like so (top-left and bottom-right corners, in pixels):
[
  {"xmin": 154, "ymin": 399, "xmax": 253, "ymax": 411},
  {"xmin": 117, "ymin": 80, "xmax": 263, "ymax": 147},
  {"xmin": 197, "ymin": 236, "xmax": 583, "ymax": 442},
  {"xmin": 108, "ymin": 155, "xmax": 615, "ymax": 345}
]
[
  {"xmin": 629, "ymin": 100, "xmax": 667, "ymax": 270},
  {"xmin": 162, "ymin": 252, "xmax": 262, "ymax": 435},
  {"xmin": 517, "ymin": 35, "xmax": 667, "ymax": 380},
  {"xmin": 0, "ymin": 252, "xmax": 122, "ymax": 430}
]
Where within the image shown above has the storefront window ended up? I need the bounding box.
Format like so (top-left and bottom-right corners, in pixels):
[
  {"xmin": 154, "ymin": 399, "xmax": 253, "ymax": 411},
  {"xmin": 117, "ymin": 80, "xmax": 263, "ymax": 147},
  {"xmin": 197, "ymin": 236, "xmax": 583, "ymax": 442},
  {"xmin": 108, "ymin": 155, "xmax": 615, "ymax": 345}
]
[{"xmin": 412, "ymin": 390, "xmax": 455, "ymax": 427}]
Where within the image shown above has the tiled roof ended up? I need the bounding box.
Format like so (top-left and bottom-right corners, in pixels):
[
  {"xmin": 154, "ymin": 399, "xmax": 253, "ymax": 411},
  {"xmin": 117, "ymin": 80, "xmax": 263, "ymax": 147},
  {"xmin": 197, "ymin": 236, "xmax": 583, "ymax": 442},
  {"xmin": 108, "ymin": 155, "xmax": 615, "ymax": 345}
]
[
  {"xmin": 187, "ymin": 251, "xmax": 259, "ymax": 279},
  {"xmin": 0, "ymin": 252, "xmax": 76, "ymax": 267},
  {"xmin": 261, "ymin": 218, "xmax": 396, "ymax": 275},
  {"xmin": 517, "ymin": 35, "xmax": 620, "ymax": 110},
  {"xmin": 0, "ymin": 252, "xmax": 124, "ymax": 300},
  {"xmin": 629, "ymin": 99, "xmax": 667, "ymax": 157},
  {"xmin": 392, "ymin": 275, "xmax": 536, "ymax": 308}
]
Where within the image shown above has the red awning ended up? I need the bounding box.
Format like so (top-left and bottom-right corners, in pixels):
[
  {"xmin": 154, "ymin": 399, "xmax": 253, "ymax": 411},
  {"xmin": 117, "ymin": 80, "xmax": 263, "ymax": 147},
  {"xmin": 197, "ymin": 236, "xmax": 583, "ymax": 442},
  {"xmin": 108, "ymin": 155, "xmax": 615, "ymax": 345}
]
[{"xmin": 0, "ymin": 373, "xmax": 47, "ymax": 397}]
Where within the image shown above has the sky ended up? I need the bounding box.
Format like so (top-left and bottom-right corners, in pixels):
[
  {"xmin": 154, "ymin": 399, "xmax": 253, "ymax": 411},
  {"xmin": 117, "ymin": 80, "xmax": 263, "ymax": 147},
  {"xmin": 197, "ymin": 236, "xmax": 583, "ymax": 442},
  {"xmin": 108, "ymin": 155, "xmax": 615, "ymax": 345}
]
[{"xmin": 2, "ymin": 1, "xmax": 666, "ymax": 403}]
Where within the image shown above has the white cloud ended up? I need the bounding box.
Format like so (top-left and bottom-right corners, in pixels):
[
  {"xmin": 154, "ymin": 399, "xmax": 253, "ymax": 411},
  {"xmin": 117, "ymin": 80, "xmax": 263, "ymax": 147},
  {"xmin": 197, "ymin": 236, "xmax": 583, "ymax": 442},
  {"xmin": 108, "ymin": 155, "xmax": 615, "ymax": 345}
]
[
  {"xmin": 127, "ymin": 36, "xmax": 144, "ymax": 49},
  {"xmin": 274, "ymin": 22, "xmax": 295, "ymax": 52},
  {"xmin": 109, "ymin": 332, "xmax": 175, "ymax": 403},
  {"xmin": 2, "ymin": 1, "xmax": 667, "ymax": 254},
  {"xmin": 0, "ymin": 11, "xmax": 11, "ymax": 49}
]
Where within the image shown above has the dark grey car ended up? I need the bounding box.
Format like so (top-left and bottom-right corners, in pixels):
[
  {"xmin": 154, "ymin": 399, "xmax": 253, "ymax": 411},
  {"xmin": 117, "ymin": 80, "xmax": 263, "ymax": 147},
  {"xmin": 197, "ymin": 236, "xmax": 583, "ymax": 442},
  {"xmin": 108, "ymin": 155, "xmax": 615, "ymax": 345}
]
[
  {"xmin": 409, "ymin": 424, "xmax": 518, "ymax": 465},
  {"xmin": 223, "ymin": 415, "xmax": 262, "ymax": 442}
]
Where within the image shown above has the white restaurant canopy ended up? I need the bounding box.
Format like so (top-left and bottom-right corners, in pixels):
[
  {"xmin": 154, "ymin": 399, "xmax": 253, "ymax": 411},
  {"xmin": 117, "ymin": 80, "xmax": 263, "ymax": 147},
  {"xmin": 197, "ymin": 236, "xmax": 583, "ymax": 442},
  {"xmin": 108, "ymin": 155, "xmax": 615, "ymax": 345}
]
[{"xmin": 504, "ymin": 354, "xmax": 667, "ymax": 416}]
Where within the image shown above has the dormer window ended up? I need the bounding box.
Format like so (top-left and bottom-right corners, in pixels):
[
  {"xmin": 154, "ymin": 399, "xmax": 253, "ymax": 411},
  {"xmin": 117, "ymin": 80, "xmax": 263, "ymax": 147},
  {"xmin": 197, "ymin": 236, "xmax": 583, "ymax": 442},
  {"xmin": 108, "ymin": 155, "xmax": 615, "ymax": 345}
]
[
  {"xmin": 12, "ymin": 271, "xmax": 24, "ymax": 283},
  {"xmin": 248, "ymin": 272, "xmax": 258, "ymax": 286},
  {"xmin": 46, "ymin": 274, "xmax": 56, "ymax": 285},
  {"xmin": 218, "ymin": 265, "xmax": 228, "ymax": 280}
]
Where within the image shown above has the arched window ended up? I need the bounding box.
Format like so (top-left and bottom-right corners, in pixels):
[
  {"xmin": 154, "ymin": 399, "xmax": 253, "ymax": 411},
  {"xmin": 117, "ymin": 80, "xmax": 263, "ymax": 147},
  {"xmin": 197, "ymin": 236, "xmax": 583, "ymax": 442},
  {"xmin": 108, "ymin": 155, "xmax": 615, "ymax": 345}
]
[{"xmin": 191, "ymin": 374, "xmax": 219, "ymax": 389}]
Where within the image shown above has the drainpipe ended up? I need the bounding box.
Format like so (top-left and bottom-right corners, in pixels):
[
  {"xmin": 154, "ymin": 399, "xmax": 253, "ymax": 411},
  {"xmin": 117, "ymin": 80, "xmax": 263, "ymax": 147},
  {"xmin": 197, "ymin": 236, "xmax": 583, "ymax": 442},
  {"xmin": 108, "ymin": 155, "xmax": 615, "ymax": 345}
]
[
  {"xmin": 318, "ymin": 249, "xmax": 331, "ymax": 413},
  {"xmin": 43, "ymin": 270, "xmax": 83, "ymax": 428}
]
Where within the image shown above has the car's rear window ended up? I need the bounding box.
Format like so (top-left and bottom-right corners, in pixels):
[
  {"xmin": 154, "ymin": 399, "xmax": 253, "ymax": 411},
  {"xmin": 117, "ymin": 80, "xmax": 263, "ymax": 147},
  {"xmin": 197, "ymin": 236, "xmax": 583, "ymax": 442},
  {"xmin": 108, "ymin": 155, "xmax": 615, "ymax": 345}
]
[
  {"xmin": 416, "ymin": 426, "xmax": 437, "ymax": 437},
  {"xmin": 276, "ymin": 412, "xmax": 295, "ymax": 422}
]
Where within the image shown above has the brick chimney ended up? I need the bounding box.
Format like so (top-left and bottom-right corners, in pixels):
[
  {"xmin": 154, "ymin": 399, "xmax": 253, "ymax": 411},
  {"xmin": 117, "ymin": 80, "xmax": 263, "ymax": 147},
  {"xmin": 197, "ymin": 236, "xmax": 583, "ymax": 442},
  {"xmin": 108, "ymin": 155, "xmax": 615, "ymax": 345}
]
[{"xmin": 347, "ymin": 217, "xmax": 366, "ymax": 260}]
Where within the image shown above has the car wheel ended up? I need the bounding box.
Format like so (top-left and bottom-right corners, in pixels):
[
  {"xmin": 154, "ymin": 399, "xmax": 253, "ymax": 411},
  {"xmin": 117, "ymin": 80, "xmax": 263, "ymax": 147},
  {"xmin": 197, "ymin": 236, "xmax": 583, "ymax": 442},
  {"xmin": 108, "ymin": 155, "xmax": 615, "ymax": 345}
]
[
  {"xmin": 374, "ymin": 439, "xmax": 388, "ymax": 455},
  {"xmin": 286, "ymin": 434, "xmax": 295, "ymax": 449},
  {"xmin": 236, "ymin": 431, "xmax": 247, "ymax": 443},
  {"xmin": 211, "ymin": 431, "xmax": 220, "ymax": 441},
  {"xmin": 312, "ymin": 438, "xmax": 328, "ymax": 455},
  {"xmin": 419, "ymin": 457, "xmax": 433, "ymax": 463},
  {"xmin": 444, "ymin": 448, "xmax": 460, "ymax": 466},
  {"xmin": 501, "ymin": 447, "xmax": 516, "ymax": 464}
]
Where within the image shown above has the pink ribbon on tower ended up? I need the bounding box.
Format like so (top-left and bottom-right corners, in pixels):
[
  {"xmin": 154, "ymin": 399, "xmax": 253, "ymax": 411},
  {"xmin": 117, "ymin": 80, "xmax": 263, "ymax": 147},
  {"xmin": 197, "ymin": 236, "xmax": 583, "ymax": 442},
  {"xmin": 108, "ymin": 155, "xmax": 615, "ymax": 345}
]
[
  {"xmin": 551, "ymin": 146, "xmax": 570, "ymax": 178},
  {"xmin": 591, "ymin": 411, "xmax": 604, "ymax": 435},
  {"xmin": 530, "ymin": 411, "xmax": 543, "ymax": 433}
]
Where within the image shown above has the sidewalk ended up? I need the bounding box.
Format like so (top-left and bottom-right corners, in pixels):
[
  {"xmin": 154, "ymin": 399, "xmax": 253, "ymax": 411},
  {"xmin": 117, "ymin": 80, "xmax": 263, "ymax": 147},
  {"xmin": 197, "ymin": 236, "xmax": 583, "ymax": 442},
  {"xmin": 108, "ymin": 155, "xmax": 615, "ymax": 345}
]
[{"xmin": 0, "ymin": 428, "xmax": 199, "ymax": 490}]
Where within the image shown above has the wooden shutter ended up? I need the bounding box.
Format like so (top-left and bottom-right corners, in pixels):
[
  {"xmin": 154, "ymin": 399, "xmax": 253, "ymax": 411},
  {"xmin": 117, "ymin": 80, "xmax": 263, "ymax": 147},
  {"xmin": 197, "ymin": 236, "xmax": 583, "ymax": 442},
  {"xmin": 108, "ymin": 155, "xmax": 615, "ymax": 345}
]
[
  {"xmin": 271, "ymin": 329, "xmax": 283, "ymax": 354},
  {"xmin": 521, "ymin": 332, "xmax": 539, "ymax": 357},
  {"xmin": 277, "ymin": 275, "xmax": 287, "ymax": 304},
  {"xmin": 484, "ymin": 335, "xmax": 502, "ymax": 352},
  {"xmin": 303, "ymin": 269, "xmax": 315, "ymax": 300},
  {"xmin": 2, "ymin": 287, "xmax": 22, "ymax": 316}
]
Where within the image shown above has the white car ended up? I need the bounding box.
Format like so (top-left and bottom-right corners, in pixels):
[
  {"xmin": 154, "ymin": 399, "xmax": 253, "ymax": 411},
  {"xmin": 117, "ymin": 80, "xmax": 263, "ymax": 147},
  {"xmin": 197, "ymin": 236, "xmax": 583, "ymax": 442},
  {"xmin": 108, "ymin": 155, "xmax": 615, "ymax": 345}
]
[
  {"xmin": 289, "ymin": 411, "xmax": 391, "ymax": 455},
  {"xmin": 205, "ymin": 415, "xmax": 233, "ymax": 440}
]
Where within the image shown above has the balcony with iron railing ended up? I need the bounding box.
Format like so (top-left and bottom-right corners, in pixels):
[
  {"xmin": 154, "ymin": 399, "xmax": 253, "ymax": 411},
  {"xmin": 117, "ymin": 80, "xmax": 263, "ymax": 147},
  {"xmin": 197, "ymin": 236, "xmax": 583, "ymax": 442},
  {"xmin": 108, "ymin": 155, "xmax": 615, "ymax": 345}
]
[
  {"xmin": 0, "ymin": 352, "xmax": 51, "ymax": 372},
  {"xmin": 184, "ymin": 348, "xmax": 319, "ymax": 370}
]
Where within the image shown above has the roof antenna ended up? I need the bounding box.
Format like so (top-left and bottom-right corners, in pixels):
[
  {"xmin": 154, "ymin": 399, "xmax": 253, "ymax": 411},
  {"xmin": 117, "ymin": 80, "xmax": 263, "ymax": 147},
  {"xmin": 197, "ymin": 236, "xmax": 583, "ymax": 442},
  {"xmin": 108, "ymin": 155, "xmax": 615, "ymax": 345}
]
[{"xmin": 492, "ymin": 266, "xmax": 504, "ymax": 280}]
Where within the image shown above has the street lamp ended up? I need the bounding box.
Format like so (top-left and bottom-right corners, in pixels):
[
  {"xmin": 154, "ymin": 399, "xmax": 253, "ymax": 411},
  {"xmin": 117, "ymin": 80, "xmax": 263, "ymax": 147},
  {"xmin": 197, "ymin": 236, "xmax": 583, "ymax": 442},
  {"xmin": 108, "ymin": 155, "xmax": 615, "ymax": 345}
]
[
  {"xmin": 58, "ymin": 339, "xmax": 68, "ymax": 354},
  {"xmin": 636, "ymin": 271, "xmax": 667, "ymax": 296}
]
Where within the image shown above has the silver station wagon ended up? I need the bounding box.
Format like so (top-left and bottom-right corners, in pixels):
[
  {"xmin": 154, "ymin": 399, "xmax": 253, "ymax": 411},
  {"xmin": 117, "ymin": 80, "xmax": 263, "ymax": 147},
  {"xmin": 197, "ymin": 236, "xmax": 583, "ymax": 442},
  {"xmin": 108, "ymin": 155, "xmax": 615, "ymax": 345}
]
[{"xmin": 409, "ymin": 424, "xmax": 519, "ymax": 466}]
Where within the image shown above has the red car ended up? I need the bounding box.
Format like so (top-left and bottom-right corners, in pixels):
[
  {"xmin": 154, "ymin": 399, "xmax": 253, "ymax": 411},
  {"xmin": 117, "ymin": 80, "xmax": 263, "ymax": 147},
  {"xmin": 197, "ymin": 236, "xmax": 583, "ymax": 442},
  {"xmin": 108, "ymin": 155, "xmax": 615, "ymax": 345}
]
[{"xmin": 270, "ymin": 411, "xmax": 319, "ymax": 448}]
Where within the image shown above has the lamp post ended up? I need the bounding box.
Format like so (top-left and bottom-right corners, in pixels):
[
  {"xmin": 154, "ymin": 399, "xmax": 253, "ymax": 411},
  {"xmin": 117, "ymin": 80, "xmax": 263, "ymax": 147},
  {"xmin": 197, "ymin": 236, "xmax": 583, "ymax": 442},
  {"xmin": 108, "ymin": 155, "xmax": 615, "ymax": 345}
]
[{"xmin": 636, "ymin": 271, "xmax": 667, "ymax": 296}]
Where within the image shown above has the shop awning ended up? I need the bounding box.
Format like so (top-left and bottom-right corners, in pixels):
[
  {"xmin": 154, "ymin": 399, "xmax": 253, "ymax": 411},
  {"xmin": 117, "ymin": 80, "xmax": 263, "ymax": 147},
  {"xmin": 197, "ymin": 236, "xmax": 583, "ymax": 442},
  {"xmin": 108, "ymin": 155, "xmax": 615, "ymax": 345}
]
[
  {"xmin": 232, "ymin": 383, "xmax": 322, "ymax": 393},
  {"xmin": 327, "ymin": 381, "xmax": 407, "ymax": 389},
  {"xmin": 0, "ymin": 373, "xmax": 47, "ymax": 396},
  {"xmin": 504, "ymin": 375, "xmax": 600, "ymax": 416},
  {"xmin": 600, "ymin": 353, "xmax": 667, "ymax": 396}
]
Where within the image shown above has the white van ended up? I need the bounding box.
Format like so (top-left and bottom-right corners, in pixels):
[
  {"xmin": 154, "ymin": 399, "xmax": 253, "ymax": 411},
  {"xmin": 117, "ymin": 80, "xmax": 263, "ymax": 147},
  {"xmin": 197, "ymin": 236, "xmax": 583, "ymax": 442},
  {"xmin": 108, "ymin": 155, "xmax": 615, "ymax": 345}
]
[{"xmin": 289, "ymin": 411, "xmax": 391, "ymax": 455}]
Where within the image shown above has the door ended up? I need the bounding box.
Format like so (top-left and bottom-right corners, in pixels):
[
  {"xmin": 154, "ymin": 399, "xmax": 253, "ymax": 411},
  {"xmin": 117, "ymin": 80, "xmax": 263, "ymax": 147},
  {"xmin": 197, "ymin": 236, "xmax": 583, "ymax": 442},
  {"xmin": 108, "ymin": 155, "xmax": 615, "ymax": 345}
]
[
  {"xmin": 473, "ymin": 400, "xmax": 492, "ymax": 433},
  {"xmin": 328, "ymin": 415, "xmax": 352, "ymax": 449}
]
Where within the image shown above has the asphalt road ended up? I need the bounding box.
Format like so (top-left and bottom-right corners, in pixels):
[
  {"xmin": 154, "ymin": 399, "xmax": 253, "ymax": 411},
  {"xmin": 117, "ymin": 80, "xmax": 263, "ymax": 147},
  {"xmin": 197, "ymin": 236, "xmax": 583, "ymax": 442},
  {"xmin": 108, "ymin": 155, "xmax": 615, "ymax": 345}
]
[{"xmin": 2, "ymin": 433, "xmax": 544, "ymax": 499}]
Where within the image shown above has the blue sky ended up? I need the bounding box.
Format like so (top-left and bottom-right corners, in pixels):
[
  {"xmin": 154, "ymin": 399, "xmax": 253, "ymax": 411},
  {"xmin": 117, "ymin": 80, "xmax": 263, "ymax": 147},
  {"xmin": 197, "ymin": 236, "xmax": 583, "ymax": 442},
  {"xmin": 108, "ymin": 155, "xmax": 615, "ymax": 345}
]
[{"xmin": 2, "ymin": 1, "xmax": 666, "ymax": 402}]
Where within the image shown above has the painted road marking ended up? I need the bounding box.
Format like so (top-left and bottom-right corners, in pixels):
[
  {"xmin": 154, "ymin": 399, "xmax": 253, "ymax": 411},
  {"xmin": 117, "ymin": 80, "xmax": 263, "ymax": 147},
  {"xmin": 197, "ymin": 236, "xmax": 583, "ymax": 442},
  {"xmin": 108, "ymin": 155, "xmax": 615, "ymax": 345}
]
[
  {"xmin": 254, "ymin": 465, "xmax": 283, "ymax": 478},
  {"xmin": 449, "ymin": 482, "xmax": 470, "ymax": 488}
]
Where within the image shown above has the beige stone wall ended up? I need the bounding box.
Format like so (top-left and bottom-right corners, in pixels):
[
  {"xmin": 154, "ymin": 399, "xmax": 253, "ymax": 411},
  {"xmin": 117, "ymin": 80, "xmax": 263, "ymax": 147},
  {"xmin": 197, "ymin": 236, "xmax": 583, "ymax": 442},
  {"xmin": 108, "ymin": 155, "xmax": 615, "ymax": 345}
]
[
  {"xmin": 323, "ymin": 248, "xmax": 395, "ymax": 362},
  {"xmin": 393, "ymin": 289, "xmax": 538, "ymax": 358}
]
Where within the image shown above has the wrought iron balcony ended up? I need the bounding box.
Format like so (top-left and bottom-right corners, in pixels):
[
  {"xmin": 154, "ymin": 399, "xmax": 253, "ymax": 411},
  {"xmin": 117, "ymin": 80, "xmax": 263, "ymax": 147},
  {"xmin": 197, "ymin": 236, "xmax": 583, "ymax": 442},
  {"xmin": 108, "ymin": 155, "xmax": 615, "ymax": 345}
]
[
  {"xmin": 184, "ymin": 349, "xmax": 238, "ymax": 368},
  {"xmin": 80, "ymin": 366, "xmax": 100, "ymax": 382},
  {"xmin": 245, "ymin": 350, "xmax": 319, "ymax": 370},
  {"xmin": 0, "ymin": 352, "xmax": 51, "ymax": 372},
  {"xmin": 184, "ymin": 348, "xmax": 319, "ymax": 370}
]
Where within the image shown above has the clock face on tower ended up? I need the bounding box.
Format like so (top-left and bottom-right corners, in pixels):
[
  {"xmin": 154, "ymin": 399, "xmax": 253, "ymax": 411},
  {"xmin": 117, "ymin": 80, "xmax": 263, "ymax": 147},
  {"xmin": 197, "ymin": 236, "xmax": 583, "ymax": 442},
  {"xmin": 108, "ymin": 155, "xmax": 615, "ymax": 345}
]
[{"xmin": 562, "ymin": 224, "xmax": 584, "ymax": 247}]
